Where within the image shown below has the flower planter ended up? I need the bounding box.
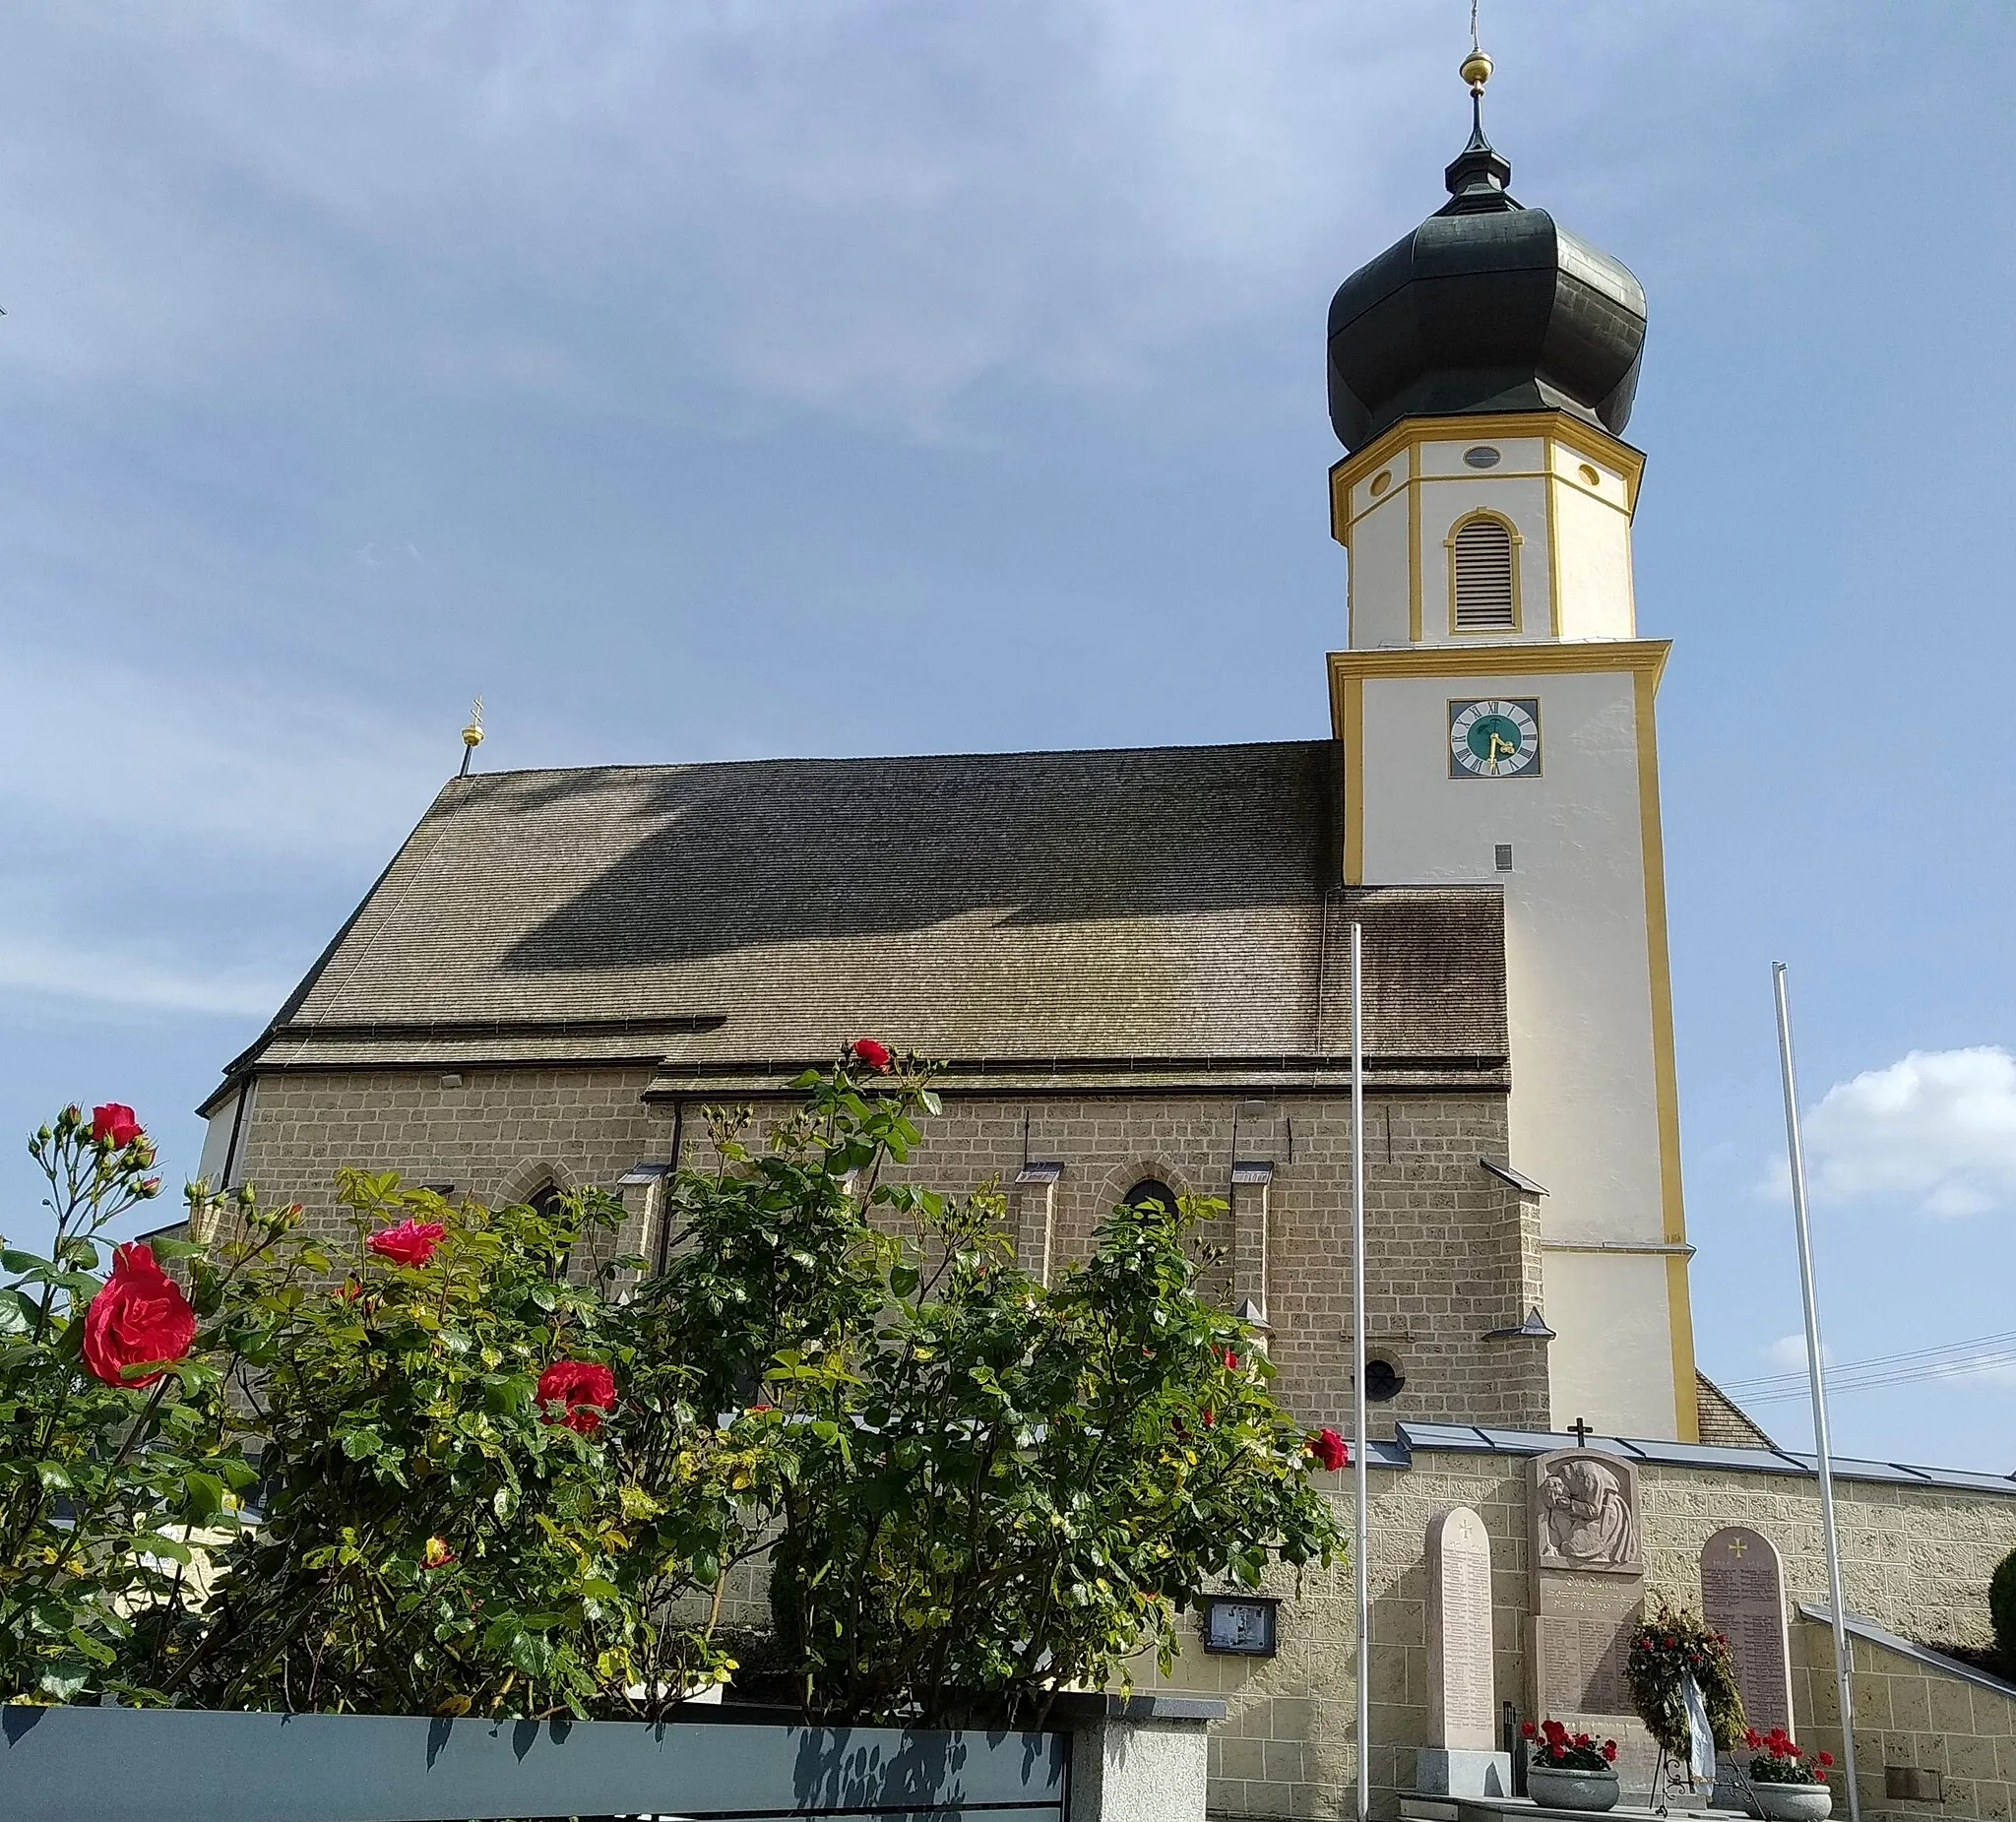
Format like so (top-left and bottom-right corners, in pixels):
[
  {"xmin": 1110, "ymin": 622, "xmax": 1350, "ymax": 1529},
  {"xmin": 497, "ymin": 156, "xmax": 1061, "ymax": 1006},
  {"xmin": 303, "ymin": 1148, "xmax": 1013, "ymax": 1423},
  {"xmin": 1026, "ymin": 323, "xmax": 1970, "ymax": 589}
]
[
  {"xmin": 1525, "ymin": 1765, "xmax": 1621, "ymax": 1812},
  {"xmin": 1752, "ymin": 1783, "xmax": 1832, "ymax": 1821}
]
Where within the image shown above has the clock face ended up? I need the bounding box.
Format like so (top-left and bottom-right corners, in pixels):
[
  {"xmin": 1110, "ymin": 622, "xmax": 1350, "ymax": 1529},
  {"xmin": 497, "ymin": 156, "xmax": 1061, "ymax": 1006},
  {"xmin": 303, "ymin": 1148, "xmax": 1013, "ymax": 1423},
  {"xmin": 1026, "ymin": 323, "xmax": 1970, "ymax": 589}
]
[{"xmin": 1449, "ymin": 698, "xmax": 1541, "ymax": 779}]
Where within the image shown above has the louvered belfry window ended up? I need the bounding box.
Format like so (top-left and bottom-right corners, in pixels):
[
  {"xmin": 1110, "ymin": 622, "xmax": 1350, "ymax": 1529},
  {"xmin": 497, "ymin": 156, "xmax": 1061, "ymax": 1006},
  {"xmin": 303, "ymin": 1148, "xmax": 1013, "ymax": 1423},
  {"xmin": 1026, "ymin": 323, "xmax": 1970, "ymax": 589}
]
[{"xmin": 1452, "ymin": 516, "xmax": 1516, "ymax": 629}]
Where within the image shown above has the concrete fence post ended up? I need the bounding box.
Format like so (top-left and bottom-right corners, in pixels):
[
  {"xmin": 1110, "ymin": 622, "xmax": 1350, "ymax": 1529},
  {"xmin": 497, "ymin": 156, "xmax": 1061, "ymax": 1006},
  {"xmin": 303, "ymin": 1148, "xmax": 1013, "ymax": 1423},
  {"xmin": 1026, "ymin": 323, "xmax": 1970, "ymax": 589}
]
[{"xmin": 1053, "ymin": 1693, "xmax": 1228, "ymax": 1822}]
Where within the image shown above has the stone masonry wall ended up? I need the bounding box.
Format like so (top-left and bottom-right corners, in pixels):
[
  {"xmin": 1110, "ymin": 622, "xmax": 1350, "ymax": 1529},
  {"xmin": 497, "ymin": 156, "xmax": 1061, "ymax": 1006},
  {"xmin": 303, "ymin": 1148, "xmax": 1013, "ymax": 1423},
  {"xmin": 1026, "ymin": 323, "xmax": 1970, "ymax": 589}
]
[
  {"xmin": 675, "ymin": 1089, "xmax": 1544, "ymax": 1435},
  {"xmin": 225, "ymin": 1066, "xmax": 673, "ymax": 1242},
  {"xmin": 221, "ymin": 1069, "xmax": 1542, "ymax": 1433},
  {"xmin": 1137, "ymin": 1450, "xmax": 2016, "ymax": 1821},
  {"xmin": 1796, "ymin": 1619, "xmax": 2016, "ymax": 1822}
]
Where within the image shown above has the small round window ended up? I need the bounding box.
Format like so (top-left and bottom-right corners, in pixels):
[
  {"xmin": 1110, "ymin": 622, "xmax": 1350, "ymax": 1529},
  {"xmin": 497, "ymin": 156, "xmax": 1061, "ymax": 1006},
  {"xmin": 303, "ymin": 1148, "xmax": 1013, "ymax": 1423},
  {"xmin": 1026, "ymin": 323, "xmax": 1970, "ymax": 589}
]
[
  {"xmin": 1364, "ymin": 1355, "xmax": 1406, "ymax": 1403},
  {"xmin": 1462, "ymin": 445, "xmax": 1501, "ymax": 469}
]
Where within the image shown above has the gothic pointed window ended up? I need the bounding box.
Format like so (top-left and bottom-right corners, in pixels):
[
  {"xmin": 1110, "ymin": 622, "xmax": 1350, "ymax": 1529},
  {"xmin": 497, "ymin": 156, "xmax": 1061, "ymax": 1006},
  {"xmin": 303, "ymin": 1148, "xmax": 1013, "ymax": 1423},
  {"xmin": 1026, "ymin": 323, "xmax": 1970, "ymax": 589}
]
[{"xmin": 1451, "ymin": 514, "xmax": 1517, "ymax": 630}]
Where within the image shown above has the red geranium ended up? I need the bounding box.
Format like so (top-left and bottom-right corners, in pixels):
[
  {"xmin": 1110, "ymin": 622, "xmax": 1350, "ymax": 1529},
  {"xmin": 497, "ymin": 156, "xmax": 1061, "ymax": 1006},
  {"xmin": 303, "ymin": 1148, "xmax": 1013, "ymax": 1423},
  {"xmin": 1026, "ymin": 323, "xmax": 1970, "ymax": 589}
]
[
  {"xmin": 849, "ymin": 1038, "xmax": 892, "ymax": 1072},
  {"xmin": 1223, "ymin": 1349, "xmax": 1240, "ymax": 1371},
  {"xmin": 366, "ymin": 1218, "xmax": 447, "ymax": 1267},
  {"xmin": 536, "ymin": 1359, "xmax": 617, "ymax": 1435},
  {"xmin": 89, "ymin": 1102, "xmax": 145, "ymax": 1149},
  {"xmin": 83, "ymin": 1243, "xmax": 196, "ymax": 1387},
  {"xmin": 1309, "ymin": 1426, "xmax": 1350, "ymax": 1472}
]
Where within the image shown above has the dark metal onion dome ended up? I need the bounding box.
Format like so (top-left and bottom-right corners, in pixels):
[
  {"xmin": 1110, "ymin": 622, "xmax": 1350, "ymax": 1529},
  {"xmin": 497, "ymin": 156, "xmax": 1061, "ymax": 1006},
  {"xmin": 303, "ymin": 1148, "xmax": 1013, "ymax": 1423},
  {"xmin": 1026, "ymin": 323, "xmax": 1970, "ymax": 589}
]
[{"xmin": 1326, "ymin": 63, "xmax": 1647, "ymax": 453}]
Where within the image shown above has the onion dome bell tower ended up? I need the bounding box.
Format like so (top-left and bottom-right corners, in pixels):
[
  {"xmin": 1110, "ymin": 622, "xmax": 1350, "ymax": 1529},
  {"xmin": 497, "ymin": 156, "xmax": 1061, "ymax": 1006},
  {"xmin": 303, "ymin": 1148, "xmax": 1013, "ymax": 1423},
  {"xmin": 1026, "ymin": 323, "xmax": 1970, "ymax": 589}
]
[
  {"xmin": 1323, "ymin": 51, "xmax": 1700, "ymax": 1444},
  {"xmin": 1326, "ymin": 54, "xmax": 1647, "ymax": 453}
]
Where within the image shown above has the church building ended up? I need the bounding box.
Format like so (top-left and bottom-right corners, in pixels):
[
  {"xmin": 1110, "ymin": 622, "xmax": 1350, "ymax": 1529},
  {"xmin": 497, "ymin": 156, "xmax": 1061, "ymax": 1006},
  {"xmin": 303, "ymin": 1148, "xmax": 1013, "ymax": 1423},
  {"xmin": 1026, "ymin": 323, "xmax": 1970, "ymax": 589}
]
[
  {"xmin": 195, "ymin": 55, "xmax": 2016, "ymax": 1822},
  {"xmin": 197, "ymin": 70, "xmax": 1712, "ymax": 1455}
]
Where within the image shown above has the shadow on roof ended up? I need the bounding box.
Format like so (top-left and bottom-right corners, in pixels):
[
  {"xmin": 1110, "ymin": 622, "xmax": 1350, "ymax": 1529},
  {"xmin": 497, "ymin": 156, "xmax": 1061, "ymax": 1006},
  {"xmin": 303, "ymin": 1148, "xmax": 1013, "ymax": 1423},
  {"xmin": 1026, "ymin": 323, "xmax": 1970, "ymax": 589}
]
[{"xmin": 500, "ymin": 742, "xmax": 1344, "ymax": 974}]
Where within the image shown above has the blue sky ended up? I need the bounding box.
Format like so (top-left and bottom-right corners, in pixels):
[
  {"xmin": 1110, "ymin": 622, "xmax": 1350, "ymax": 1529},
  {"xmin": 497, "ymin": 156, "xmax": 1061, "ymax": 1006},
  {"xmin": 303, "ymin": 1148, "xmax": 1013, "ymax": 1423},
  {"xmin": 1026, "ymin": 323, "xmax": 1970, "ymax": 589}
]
[{"xmin": 3, "ymin": 4, "xmax": 2011, "ymax": 1469}]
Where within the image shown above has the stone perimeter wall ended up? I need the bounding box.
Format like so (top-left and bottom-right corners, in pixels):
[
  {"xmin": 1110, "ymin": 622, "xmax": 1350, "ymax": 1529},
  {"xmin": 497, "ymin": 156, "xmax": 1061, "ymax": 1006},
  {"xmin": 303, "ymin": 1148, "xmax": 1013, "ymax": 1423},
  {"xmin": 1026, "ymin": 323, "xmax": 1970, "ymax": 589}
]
[
  {"xmin": 1796, "ymin": 1620, "xmax": 2016, "ymax": 1822},
  {"xmin": 220, "ymin": 1067, "xmax": 1546, "ymax": 1433},
  {"xmin": 1139, "ymin": 1450, "xmax": 2016, "ymax": 1822}
]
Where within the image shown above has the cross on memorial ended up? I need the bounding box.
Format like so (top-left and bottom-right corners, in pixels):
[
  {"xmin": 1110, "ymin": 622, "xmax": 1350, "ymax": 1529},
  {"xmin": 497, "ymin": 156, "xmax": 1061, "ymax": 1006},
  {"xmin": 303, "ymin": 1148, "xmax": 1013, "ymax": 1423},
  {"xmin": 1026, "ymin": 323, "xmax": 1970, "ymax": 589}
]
[{"xmin": 1568, "ymin": 1416, "xmax": 1593, "ymax": 1447}]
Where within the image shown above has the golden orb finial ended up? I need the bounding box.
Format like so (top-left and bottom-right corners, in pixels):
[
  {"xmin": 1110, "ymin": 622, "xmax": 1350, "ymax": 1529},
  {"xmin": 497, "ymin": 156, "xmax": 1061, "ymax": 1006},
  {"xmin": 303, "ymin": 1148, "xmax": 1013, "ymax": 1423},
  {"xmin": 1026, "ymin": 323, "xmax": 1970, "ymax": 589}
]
[
  {"xmin": 1461, "ymin": 47, "xmax": 1493, "ymax": 95},
  {"xmin": 457, "ymin": 696, "xmax": 484, "ymax": 778}
]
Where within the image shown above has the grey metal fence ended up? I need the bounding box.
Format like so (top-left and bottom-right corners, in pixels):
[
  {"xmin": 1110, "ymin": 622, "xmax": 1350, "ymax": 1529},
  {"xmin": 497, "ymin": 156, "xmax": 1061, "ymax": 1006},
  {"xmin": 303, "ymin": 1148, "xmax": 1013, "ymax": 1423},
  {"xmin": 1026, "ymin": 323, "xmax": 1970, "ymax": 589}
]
[{"xmin": 0, "ymin": 1703, "xmax": 1069, "ymax": 1822}]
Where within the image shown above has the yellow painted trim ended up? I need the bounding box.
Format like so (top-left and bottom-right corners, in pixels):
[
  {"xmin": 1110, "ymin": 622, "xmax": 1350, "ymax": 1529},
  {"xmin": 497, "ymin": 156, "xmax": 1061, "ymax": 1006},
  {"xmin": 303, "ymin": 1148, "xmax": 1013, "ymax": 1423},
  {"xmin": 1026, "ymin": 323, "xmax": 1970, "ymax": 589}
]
[
  {"xmin": 1407, "ymin": 441, "xmax": 1422, "ymax": 644},
  {"xmin": 1338, "ymin": 466, "xmax": 1627, "ymax": 537},
  {"xmin": 1443, "ymin": 507, "xmax": 1524, "ymax": 635},
  {"xmin": 1668, "ymin": 1254, "xmax": 1700, "ymax": 1443},
  {"xmin": 1338, "ymin": 671, "xmax": 1365, "ymax": 885},
  {"xmin": 1327, "ymin": 638, "xmax": 1670, "ymax": 694},
  {"xmin": 1328, "ymin": 410, "xmax": 1645, "ymax": 539},
  {"xmin": 1632, "ymin": 661, "xmax": 1697, "ymax": 1440},
  {"xmin": 1544, "ymin": 472, "xmax": 1563, "ymax": 638}
]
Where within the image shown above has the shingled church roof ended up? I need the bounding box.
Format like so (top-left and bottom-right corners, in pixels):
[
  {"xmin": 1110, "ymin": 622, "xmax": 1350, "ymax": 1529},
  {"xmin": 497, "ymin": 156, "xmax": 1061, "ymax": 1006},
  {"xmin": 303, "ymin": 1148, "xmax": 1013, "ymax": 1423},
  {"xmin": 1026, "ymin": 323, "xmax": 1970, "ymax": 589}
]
[{"xmin": 214, "ymin": 739, "xmax": 1506, "ymax": 1100}]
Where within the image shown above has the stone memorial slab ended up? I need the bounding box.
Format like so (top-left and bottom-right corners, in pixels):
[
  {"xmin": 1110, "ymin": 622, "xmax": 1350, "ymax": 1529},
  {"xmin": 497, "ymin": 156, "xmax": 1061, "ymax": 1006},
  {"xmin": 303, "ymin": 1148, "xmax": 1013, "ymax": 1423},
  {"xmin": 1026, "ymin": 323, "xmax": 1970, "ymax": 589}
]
[
  {"xmin": 1700, "ymin": 1525, "xmax": 1793, "ymax": 1737},
  {"xmin": 1418, "ymin": 1507, "xmax": 1511, "ymax": 1798},
  {"xmin": 1528, "ymin": 1449, "xmax": 1645, "ymax": 1725},
  {"xmin": 1427, "ymin": 1506, "xmax": 1497, "ymax": 1749}
]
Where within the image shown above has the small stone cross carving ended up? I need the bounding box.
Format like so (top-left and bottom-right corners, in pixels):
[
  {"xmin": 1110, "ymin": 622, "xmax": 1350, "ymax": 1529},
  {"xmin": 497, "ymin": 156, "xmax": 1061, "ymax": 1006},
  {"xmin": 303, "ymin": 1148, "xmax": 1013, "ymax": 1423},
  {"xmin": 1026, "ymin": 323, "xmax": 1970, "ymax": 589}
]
[{"xmin": 1726, "ymin": 1536, "xmax": 1747, "ymax": 1557}]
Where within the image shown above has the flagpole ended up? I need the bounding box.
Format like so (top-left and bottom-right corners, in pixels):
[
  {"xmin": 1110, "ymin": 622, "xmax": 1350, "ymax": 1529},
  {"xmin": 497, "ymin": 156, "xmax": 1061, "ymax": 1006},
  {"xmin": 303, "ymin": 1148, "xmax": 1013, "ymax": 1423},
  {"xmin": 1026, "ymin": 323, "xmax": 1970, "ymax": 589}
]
[
  {"xmin": 1352, "ymin": 921, "xmax": 1370, "ymax": 1822},
  {"xmin": 1772, "ymin": 962, "xmax": 1860, "ymax": 1822}
]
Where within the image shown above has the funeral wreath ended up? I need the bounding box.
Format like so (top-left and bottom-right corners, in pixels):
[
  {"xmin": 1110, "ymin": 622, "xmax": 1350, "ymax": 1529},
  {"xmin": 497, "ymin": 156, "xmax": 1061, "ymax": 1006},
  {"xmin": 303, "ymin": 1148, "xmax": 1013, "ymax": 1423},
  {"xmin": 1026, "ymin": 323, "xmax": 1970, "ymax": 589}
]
[{"xmin": 1624, "ymin": 1603, "xmax": 1746, "ymax": 1760}]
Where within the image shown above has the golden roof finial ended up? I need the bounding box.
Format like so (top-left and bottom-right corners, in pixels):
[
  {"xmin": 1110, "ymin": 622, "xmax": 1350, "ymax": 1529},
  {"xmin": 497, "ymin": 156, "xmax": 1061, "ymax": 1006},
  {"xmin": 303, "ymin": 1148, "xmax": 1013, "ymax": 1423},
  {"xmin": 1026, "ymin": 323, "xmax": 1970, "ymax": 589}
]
[
  {"xmin": 1462, "ymin": 0, "xmax": 1492, "ymax": 94},
  {"xmin": 458, "ymin": 696, "xmax": 484, "ymax": 778}
]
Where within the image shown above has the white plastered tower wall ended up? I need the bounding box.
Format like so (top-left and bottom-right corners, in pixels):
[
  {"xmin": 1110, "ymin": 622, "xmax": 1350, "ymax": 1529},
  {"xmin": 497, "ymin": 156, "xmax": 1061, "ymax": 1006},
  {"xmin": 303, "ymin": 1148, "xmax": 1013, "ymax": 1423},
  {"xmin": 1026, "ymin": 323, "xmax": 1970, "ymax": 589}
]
[{"xmin": 1328, "ymin": 409, "xmax": 1696, "ymax": 1441}]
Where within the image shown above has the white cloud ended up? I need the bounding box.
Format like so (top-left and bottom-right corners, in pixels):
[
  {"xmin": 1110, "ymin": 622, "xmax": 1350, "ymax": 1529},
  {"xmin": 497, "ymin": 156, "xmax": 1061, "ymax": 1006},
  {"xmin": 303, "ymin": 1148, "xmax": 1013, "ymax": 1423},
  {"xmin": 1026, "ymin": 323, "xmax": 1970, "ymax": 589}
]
[
  {"xmin": 0, "ymin": 645, "xmax": 441, "ymax": 870},
  {"xmin": 0, "ymin": 1, "xmax": 1797, "ymax": 435},
  {"xmin": 0, "ymin": 932, "xmax": 287, "ymax": 1019},
  {"xmin": 1800, "ymin": 1047, "xmax": 2016, "ymax": 1220},
  {"xmin": 1763, "ymin": 1332, "xmax": 1831, "ymax": 1372}
]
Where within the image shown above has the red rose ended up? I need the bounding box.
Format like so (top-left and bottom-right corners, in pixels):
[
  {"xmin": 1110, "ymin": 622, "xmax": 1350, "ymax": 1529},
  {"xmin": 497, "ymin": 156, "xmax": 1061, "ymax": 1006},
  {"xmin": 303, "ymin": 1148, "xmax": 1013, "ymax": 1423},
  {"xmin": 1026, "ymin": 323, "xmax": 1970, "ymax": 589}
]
[
  {"xmin": 89, "ymin": 1103, "xmax": 145, "ymax": 1149},
  {"xmin": 1603, "ymin": 1741, "xmax": 1617, "ymax": 1762},
  {"xmin": 366, "ymin": 1218, "xmax": 447, "ymax": 1267},
  {"xmin": 850, "ymin": 1037, "xmax": 892, "ymax": 1072},
  {"xmin": 83, "ymin": 1243, "xmax": 195, "ymax": 1387},
  {"xmin": 1223, "ymin": 1349, "xmax": 1240, "ymax": 1371},
  {"xmin": 1521, "ymin": 1723, "xmax": 1537, "ymax": 1739},
  {"xmin": 1818, "ymin": 1753, "xmax": 1833, "ymax": 1769},
  {"xmin": 1309, "ymin": 1426, "xmax": 1349, "ymax": 1472},
  {"xmin": 536, "ymin": 1359, "xmax": 616, "ymax": 1434}
]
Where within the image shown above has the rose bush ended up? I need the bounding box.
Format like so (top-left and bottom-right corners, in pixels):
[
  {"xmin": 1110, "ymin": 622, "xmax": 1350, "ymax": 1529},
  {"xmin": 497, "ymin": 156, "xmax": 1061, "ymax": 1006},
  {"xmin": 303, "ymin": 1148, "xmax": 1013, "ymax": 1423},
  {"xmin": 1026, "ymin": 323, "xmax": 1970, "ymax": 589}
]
[
  {"xmin": 632, "ymin": 1052, "xmax": 1343, "ymax": 1726},
  {"xmin": 168, "ymin": 1169, "xmax": 752, "ymax": 1720},
  {"xmin": 0, "ymin": 1105, "xmax": 276, "ymax": 1704},
  {"xmin": 5, "ymin": 1049, "xmax": 1344, "ymax": 1725}
]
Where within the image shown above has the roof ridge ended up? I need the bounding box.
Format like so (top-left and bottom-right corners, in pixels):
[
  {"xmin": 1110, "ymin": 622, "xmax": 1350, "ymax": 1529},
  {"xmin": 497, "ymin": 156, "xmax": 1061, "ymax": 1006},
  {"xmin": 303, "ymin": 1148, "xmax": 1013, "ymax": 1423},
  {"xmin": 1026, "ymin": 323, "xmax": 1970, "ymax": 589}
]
[{"xmin": 458, "ymin": 735, "xmax": 1336, "ymax": 784}]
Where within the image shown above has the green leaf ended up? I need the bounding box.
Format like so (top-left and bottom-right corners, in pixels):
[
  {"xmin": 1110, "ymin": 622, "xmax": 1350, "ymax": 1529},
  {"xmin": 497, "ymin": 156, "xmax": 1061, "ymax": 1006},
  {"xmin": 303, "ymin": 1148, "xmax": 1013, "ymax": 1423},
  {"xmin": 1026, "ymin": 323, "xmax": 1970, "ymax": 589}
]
[
  {"xmin": 35, "ymin": 1663, "xmax": 90, "ymax": 1702},
  {"xmin": 183, "ymin": 1471, "xmax": 226, "ymax": 1524},
  {"xmin": 889, "ymin": 1263, "xmax": 919, "ymax": 1299},
  {"xmin": 34, "ymin": 1462, "xmax": 75, "ymax": 1491},
  {"xmin": 339, "ymin": 1429, "xmax": 382, "ymax": 1461}
]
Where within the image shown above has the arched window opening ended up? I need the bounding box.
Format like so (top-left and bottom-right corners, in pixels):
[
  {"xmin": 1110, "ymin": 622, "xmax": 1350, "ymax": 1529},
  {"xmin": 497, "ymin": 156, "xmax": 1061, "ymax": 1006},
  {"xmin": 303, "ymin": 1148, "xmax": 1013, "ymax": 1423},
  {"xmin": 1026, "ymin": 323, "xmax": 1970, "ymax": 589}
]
[
  {"xmin": 1452, "ymin": 515, "xmax": 1516, "ymax": 630},
  {"xmin": 1123, "ymin": 1178, "xmax": 1180, "ymax": 1217}
]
